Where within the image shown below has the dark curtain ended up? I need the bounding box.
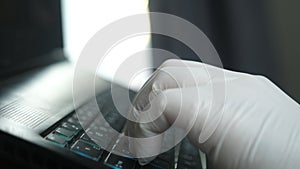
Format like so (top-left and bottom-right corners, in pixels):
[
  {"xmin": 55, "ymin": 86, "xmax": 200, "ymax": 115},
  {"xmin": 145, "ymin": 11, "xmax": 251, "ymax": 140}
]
[{"xmin": 149, "ymin": 0, "xmax": 280, "ymax": 85}]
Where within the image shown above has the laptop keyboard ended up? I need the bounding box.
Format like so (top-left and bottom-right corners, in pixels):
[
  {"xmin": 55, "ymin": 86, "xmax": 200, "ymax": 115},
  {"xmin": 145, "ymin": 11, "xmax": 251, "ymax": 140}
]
[{"xmin": 44, "ymin": 90, "xmax": 206, "ymax": 169}]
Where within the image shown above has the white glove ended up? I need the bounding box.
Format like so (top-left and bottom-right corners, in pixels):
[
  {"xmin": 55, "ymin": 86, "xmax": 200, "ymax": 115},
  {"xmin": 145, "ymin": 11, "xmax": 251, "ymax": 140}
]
[{"xmin": 126, "ymin": 59, "xmax": 300, "ymax": 169}]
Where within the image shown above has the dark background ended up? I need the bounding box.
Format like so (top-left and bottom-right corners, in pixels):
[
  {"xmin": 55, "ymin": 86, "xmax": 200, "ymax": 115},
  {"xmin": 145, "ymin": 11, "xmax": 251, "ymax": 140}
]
[{"xmin": 149, "ymin": 0, "xmax": 300, "ymax": 102}]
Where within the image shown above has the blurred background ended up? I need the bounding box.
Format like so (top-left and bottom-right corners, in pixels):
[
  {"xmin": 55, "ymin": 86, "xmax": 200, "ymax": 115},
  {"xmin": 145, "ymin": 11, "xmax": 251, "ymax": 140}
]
[
  {"xmin": 0, "ymin": 0, "xmax": 299, "ymax": 102},
  {"xmin": 150, "ymin": 0, "xmax": 300, "ymax": 102}
]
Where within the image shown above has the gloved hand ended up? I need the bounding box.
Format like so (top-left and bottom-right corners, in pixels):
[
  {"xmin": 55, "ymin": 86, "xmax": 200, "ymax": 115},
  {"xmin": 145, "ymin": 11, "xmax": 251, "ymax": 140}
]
[{"xmin": 126, "ymin": 59, "xmax": 300, "ymax": 169}]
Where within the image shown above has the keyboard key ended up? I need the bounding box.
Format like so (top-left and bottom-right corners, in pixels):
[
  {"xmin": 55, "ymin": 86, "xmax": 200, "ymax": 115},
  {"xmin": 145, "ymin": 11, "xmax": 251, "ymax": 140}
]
[
  {"xmin": 141, "ymin": 164, "xmax": 165, "ymax": 169},
  {"xmin": 54, "ymin": 127, "xmax": 76, "ymax": 140},
  {"xmin": 148, "ymin": 159, "xmax": 170, "ymax": 169},
  {"xmin": 141, "ymin": 161, "xmax": 169, "ymax": 169},
  {"xmin": 71, "ymin": 140, "xmax": 103, "ymax": 161},
  {"xmin": 139, "ymin": 158, "xmax": 171, "ymax": 169},
  {"xmin": 111, "ymin": 136, "xmax": 135, "ymax": 158},
  {"xmin": 46, "ymin": 133, "xmax": 67, "ymax": 147},
  {"xmin": 85, "ymin": 129, "xmax": 115, "ymax": 147},
  {"xmin": 103, "ymin": 153, "xmax": 137, "ymax": 169},
  {"xmin": 67, "ymin": 116, "xmax": 80, "ymax": 126},
  {"xmin": 177, "ymin": 138, "xmax": 202, "ymax": 169},
  {"xmin": 80, "ymin": 133, "xmax": 98, "ymax": 146},
  {"xmin": 177, "ymin": 162, "xmax": 199, "ymax": 169},
  {"xmin": 80, "ymin": 133, "xmax": 91, "ymax": 140},
  {"xmin": 157, "ymin": 148, "xmax": 174, "ymax": 163},
  {"xmin": 61, "ymin": 122, "xmax": 81, "ymax": 133}
]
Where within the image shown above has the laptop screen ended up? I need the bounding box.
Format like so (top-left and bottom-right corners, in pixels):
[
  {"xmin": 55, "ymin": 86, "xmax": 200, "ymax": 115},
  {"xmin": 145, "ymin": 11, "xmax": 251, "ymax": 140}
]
[{"xmin": 0, "ymin": 0, "xmax": 63, "ymax": 78}]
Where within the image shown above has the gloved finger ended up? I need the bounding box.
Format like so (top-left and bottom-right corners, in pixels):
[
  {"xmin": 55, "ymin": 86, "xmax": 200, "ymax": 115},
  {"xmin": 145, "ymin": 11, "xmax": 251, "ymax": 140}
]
[
  {"xmin": 133, "ymin": 59, "xmax": 244, "ymax": 112},
  {"xmin": 128, "ymin": 85, "xmax": 216, "ymax": 165},
  {"xmin": 127, "ymin": 92, "xmax": 170, "ymax": 164}
]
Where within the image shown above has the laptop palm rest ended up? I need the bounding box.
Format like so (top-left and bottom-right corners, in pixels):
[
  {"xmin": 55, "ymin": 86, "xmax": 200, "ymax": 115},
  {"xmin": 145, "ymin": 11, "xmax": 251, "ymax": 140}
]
[{"xmin": 0, "ymin": 61, "xmax": 109, "ymax": 134}]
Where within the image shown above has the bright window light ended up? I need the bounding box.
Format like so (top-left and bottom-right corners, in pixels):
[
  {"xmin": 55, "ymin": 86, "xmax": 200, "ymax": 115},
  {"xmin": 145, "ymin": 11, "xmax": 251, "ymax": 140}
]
[{"xmin": 61, "ymin": 0, "xmax": 151, "ymax": 90}]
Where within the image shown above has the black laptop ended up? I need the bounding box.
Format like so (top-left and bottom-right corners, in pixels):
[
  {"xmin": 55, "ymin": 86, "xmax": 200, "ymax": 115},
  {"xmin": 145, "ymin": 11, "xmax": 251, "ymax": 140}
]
[{"xmin": 0, "ymin": 1, "xmax": 206, "ymax": 169}]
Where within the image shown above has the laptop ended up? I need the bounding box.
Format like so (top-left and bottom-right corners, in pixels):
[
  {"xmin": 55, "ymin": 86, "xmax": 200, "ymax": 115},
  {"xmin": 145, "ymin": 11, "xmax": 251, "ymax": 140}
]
[{"xmin": 0, "ymin": 0, "xmax": 207, "ymax": 169}]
